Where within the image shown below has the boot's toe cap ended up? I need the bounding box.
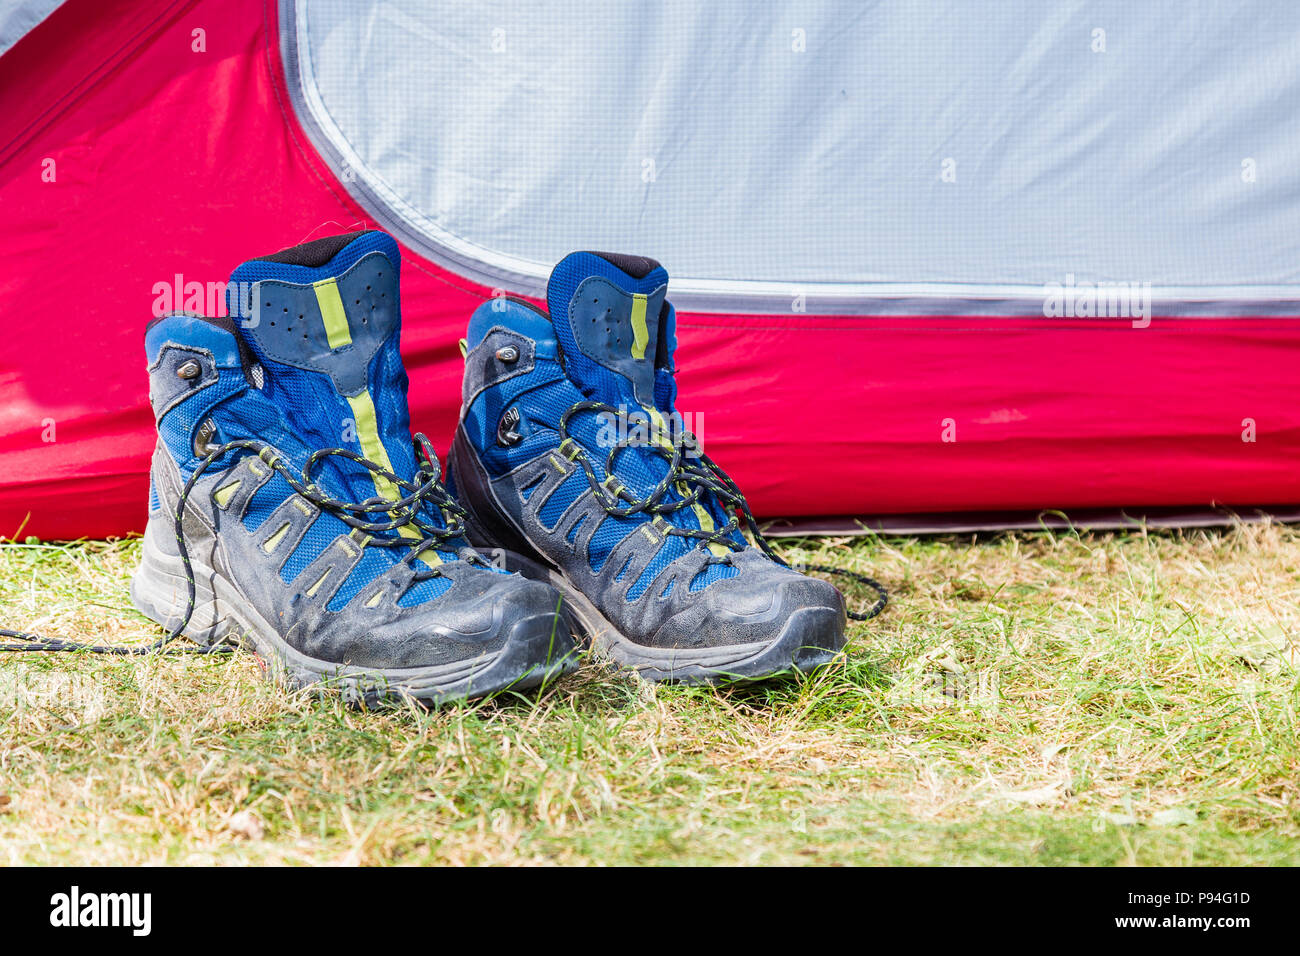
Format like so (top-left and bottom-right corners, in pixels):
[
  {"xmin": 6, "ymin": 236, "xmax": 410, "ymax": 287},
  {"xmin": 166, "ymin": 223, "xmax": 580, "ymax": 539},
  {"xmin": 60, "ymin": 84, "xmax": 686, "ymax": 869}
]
[
  {"xmin": 648, "ymin": 571, "xmax": 847, "ymax": 654},
  {"xmin": 311, "ymin": 571, "xmax": 568, "ymax": 670}
]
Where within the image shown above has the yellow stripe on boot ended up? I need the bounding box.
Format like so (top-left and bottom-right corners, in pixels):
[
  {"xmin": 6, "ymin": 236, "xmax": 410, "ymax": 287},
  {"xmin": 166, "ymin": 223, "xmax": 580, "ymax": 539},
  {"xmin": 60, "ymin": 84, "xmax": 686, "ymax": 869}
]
[{"xmin": 314, "ymin": 277, "xmax": 439, "ymax": 565}]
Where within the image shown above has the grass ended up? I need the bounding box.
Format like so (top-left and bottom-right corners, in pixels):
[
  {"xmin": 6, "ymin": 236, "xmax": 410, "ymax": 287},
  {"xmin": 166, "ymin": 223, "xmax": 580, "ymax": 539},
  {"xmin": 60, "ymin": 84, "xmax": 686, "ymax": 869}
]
[{"xmin": 0, "ymin": 522, "xmax": 1297, "ymax": 865}]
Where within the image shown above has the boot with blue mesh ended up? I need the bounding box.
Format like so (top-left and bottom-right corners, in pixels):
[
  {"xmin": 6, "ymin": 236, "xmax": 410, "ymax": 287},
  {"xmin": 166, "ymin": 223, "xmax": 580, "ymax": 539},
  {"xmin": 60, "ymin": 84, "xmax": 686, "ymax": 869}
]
[
  {"xmin": 131, "ymin": 231, "xmax": 574, "ymax": 704},
  {"xmin": 448, "ymin": 252, "xmax": 858, "ymax": 683}
]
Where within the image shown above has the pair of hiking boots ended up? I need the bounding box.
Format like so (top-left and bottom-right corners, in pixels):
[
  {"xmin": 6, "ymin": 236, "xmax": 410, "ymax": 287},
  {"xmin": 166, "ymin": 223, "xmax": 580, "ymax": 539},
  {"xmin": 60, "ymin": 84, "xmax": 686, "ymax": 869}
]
[{"xmin": 135, "ymin": 231, "xmax": 857, "ymax": 703}]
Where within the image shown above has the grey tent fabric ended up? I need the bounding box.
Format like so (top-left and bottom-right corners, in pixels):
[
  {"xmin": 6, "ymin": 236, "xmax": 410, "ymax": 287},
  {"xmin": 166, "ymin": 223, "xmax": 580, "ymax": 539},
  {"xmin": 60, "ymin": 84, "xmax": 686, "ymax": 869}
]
[
  {"xmin": 0, "ymin": 0, "xmax": 63, "ymax": 58},
  {"xmin": 283, "ymin": 0, "xmax": 1300, "ymax": 313}
]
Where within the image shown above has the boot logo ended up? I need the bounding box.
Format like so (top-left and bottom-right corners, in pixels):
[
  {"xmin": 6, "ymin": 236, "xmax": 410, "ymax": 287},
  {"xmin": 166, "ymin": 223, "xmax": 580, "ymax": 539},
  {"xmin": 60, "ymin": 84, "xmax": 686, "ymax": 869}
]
[{"xmin": 497, "ymin": 407, "xmax": 523, "ymax": 447}]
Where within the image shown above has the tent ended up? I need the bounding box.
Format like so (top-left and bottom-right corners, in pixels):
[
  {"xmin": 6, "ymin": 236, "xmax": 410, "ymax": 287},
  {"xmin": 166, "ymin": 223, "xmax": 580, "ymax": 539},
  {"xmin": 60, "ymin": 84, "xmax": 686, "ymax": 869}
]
[{"xmin": 3, "ymin": 0, "xmax": 1298, "ymax": 541}]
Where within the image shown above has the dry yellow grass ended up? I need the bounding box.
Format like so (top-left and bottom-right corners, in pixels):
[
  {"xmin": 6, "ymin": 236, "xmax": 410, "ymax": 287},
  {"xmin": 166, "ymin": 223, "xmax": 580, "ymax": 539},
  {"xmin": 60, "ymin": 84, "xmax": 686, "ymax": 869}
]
[{"xmin": 1, "ymin": 521, "xmax": 1297, "ymax": 865}]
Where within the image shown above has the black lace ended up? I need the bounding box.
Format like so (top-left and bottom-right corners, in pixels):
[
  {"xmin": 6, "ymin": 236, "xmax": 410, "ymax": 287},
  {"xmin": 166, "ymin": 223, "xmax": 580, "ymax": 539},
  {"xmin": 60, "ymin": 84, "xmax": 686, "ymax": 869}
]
[
  {"xmin": 0, "ymin": 432, "xmax": 475, "ymax": 654},
  {"xmin": 558, "ymin": 401, "xmax": 887, "ymax": 621}
]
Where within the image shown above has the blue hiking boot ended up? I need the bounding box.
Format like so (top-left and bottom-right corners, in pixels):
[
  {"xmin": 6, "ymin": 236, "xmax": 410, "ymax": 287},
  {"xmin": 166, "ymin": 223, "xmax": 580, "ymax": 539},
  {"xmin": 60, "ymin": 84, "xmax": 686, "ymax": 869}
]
[
  {"xmin": 448, "ymin": 252, "xmax": 853, "ymax": 683},
  {"xmin": 131, "ymin": 231, "xmax": 574, "ymax": 704}
]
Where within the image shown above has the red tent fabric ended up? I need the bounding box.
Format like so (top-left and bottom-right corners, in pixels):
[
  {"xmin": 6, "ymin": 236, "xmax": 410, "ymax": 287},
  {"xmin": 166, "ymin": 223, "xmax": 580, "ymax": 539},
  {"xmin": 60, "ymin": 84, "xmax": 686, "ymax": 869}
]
[{"xmin": 2, "ymin": 0, "xmax": 1298, "ymax": 541}]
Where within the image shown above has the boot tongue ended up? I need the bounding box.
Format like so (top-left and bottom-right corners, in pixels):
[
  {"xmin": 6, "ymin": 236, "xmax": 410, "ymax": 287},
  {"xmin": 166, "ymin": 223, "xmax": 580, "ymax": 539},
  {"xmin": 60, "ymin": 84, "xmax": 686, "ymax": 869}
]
[
  {"xmin": 225, "ymin": 231, "xmax": 420, "ymax": 503},
  {"xmin": 545, "ymin": 251, "xmax": 669, "ymax": 408}
]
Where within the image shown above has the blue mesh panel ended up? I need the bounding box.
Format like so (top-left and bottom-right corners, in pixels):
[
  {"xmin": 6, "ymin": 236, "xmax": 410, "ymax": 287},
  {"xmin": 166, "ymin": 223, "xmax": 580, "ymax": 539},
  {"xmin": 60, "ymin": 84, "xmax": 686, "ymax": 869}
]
[
  {"xmin": 242, "ymin": 472, "xmax": 295, "ymax": 534},
  {"xmin": 327, "ymin": 545, "xmax": 392, "ymax": 611},
  {"xmin": 262, "ymin": 368, "xmax": 363, "ymax": 496},
  {"xmin": 229, "ymin": 388, "xmax": 289, "ymax": 438},
  {"xmin": 157, "ymin": 369, "xmax": 247, "ymax": 470},
  {"xmin": 691, "ymin": 562, "xmax": 739, "ymax": 591},
  {"xmin": 537, "ymin": 471, "xmax": 587, "ymax": 529},
  {"xmin": 243, "ymin": 353, "xmax": 395, "ymax": 508},
  {"xmin": 587, "ymin": 514, "xmax": 636, "ymax": 574},
  {"xmin": 279, "ymin": 512, "xmax": 351, "ymax": 585},
  {"xmin": 464, "ymin": 374, "xmax": 576, "ymax": 471},
  {"xmin": 627, "ymin": 535, "xmax": 689, "ymax": 601},
  {"xmin": 366, "ymin": 340, "xmax": 420, "ymax": 485},
  {"xmin": 397, "ymin": 573, "xmax": 452, "ymax": 606},
  {"xmin": 661, "ymin": 579, "xmax": 675, "ymax": 599}
]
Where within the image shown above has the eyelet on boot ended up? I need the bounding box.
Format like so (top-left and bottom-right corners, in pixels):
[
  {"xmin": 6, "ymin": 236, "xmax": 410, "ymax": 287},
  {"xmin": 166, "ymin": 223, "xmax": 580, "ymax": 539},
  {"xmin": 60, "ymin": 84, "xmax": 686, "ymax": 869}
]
[
  {"xmin": 176, "ymin": 359, "xmax": 202, "ymax": 380},
  {"xmin": 496, "ymin": 346, "xmax": 519, "ymax": 363},
  {"xmin": 193, "ymin": 418, "xmax": 220, "ymax": 457}
]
